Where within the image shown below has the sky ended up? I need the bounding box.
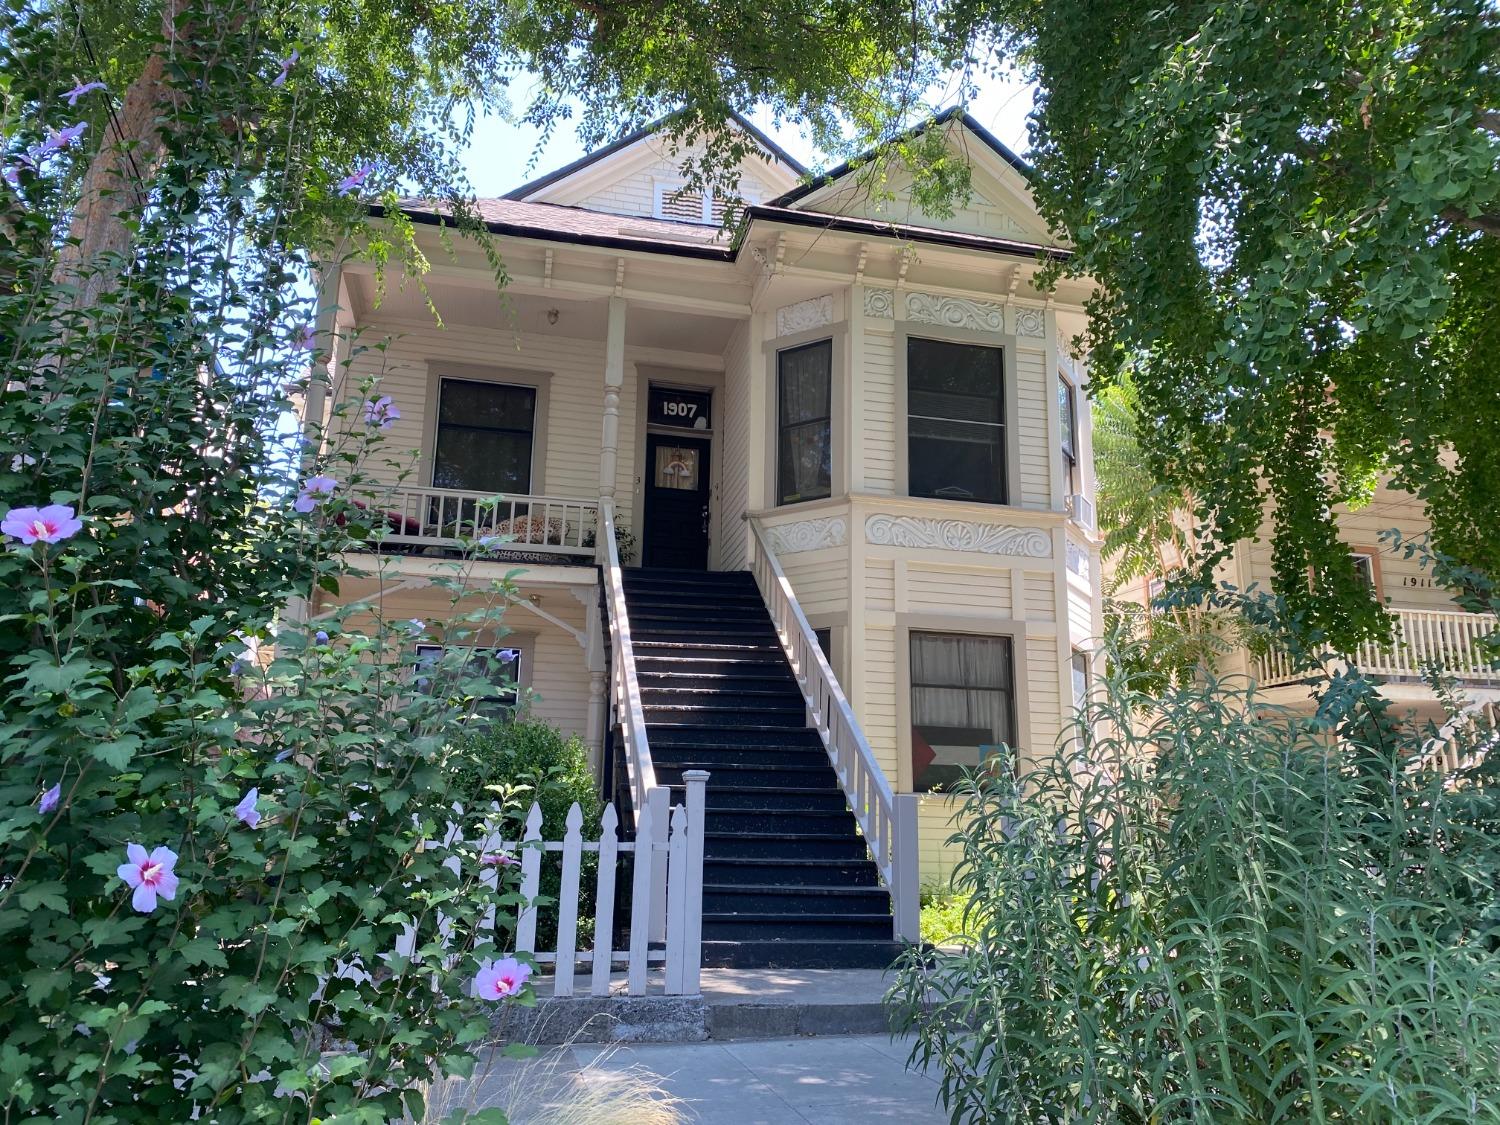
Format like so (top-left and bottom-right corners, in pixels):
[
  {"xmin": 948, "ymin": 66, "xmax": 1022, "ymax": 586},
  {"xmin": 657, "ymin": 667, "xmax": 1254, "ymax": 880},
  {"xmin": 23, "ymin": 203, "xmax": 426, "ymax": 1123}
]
[{"xmin": 457, "ymin": 71, "xmax": 1038, "ymax": 198}]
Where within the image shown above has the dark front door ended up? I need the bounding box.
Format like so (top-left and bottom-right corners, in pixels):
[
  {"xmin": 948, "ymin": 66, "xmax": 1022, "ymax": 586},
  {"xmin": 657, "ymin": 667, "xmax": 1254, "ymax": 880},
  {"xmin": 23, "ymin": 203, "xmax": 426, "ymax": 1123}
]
[{"xmin": 642, "ymin": 433, "xmax": 711, "ymax": 569}]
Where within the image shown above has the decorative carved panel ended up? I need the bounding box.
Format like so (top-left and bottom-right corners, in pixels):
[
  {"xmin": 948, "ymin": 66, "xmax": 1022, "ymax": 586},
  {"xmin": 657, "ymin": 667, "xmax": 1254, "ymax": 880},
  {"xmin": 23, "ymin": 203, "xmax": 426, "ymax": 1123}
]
[
  {"xmin": 775, "ymin": 294, "xmax": 834, "ymax": 337},
  {"xmin": 904, "ymin": 291, "xmax": 1006, "ymax": 333},
  {"xmin": 1013, "ymin": 306, "xmax": 1046, "ymax": 338},
  {"xmin": 863, "ymin": 287, "xmax": 894, "ymax": 319},
  {"xmin": 766, "ymin": 517, "xmax": 847, "ymax": 554},
  {"xmin": 865, "ymin": 514, "xmax": 1052, "ymax": 559}
]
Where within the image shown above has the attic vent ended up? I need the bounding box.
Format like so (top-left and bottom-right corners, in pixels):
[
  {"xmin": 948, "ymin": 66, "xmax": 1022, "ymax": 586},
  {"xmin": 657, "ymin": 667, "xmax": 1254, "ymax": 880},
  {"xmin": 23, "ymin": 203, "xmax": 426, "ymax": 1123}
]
[{"xmin": 655, "ymin": 184, "xmax": 708, "ymax": 223}]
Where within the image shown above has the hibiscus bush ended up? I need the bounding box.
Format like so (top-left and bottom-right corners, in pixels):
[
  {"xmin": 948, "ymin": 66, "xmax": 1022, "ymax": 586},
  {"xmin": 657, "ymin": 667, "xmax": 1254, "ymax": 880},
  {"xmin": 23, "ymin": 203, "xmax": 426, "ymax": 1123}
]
[{"xmin": 0, "ymin": 3, "xmax": 534, "ymax": 1121}]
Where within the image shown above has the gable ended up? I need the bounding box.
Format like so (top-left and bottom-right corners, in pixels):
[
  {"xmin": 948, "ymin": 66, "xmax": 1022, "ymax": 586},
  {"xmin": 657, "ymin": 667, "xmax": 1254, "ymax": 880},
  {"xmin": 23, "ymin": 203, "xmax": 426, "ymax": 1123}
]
[
  {"xmin": 507, "ymin": 116, "xmax": 801, "ymax": 224},
  {"xmin": 776, "ymin": 116, "xmax": 1065, "ymax": 248}
]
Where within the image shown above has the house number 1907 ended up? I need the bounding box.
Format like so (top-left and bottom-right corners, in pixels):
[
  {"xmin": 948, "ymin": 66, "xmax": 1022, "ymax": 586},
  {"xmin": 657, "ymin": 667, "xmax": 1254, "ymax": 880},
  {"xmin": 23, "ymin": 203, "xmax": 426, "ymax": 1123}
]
[{"xmin": 662, "ymin": 401, "xmax": 697, "ymax": 418}]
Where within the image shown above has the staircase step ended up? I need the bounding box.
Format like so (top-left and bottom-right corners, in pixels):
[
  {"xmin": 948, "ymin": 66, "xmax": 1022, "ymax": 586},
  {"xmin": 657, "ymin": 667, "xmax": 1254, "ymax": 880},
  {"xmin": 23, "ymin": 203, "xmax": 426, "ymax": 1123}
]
[
  {"xmin": 634, "ymin": 629, "xmax": 782, "ymax": 647},
  {"xmin": 648, "ymin": 745, "xmax": 830, "ymax": 770},
  {"xmin": 701, "ymin": 938, "xmax": 906, "ymax": 970},
  {"xmin": 702, "ymin": 913, "xmax": 896, "ymax": 942},
  {"xmin": 636, "ymin": 667, "xmax": 798, "ymax": 690},
  {"xmin": 703, "ymin": 883, "xmax": 891, "ymax": 915},
  {"xmin": 644, "ymin": 704, "xmax": 806, "ymax": 728},
  {"xmin": 648, "ymin": 726, "xmax": 826, "ymax": 750},
  {"xmin": 654, "ymin": 761, "xmax": 837, "ymax": 788},
  {"xmin": 702, "ymin": 807, "xmax": 857, "ymax": 834},
  {"xmin": 688, "ymin": 785, "xmax": 849, "ymax": 812},
  {"xmin": 634, "ymin": 643, "xmax": 785, "ymax": 663},
  {"xmin": 623, "ymin": 570, "xmax": 760, "ymax": 593},
  {"xmin": 629, "ymin": 605, "xmax": 771, "ymax": 622},
  {"xmin": 640, "ymin": 687, "xmax": 806, "ymax": 709},
  {"xmin": 703, "ymin": 857, "xmax": 880, "ymax": 887},
  {"xmin": 704, "ymin": 831, "xmax": 871, "ymax": 861}
]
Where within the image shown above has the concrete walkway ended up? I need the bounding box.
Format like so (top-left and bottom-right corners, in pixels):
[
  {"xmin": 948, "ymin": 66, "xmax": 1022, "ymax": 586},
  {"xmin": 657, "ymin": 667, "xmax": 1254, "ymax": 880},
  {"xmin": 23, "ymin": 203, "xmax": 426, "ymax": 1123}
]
[{"xmin": 447, "ymin": 1034, "xmax": 948, "ymax": 1123}]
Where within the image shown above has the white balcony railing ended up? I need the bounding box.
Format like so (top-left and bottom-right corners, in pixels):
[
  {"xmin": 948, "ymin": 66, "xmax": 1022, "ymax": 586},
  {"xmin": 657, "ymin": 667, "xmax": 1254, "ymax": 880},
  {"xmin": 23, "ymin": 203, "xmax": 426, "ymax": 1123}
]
[
  {"xmin": 366, "ymin": 486, "xmax": 598, "ymax": 558},
  {"xmin": 748, "ymin": 518, "xmax": 920, "ymax": 943},
  {"xmin": 1255, "ymin": 607, "xmax": 1500, "ymax": 688}
]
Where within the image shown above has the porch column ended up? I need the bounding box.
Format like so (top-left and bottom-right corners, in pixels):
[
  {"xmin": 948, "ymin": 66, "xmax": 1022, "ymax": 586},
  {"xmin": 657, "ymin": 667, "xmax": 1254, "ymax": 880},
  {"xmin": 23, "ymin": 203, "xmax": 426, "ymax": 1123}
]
[{"xmin": 599, "ymin": 295, "xmax": 627, "ymax": 502}]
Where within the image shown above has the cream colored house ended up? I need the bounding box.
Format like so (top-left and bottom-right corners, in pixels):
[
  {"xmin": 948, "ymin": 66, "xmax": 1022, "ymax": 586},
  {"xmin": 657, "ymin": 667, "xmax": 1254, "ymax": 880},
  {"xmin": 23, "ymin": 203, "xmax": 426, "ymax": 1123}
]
[
  {"xmin": 302, "ymin": 110, "xmax": 1102, "ymax": 960},
  {"xmin": 1113, "ymin": 481, "xmax": 1500, "ymax": 728}
]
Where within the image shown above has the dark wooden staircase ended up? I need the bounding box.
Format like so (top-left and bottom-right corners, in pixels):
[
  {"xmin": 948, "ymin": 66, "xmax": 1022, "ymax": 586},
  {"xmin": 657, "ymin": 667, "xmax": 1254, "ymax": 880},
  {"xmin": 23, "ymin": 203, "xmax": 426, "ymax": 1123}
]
[{"xmin": 619, "ymin": 567, "xmax": 904, "ymax": 969}]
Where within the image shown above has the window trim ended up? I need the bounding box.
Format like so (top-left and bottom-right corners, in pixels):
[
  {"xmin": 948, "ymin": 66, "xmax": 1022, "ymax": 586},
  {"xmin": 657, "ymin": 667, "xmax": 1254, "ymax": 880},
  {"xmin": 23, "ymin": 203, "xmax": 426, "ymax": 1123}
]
[
  {"xmin": 422, "ymin": 361, "xmax": 551, "ymax": 495},
  {"xmin": 775, "ymin": 338, "xmax": 834, "ymax": 506},
  {"xmin": 894, "ymin": 613, "xmax": 1033, "ymax": 794},
  {"xmin": 894, "ymin": 322, "xmax": 1023, "ymax": 508},
  {"xmin": 1349, "ymin": 546, "xmax": 1383, "ymax": 599},
  {"xmin": 762, "ymin": 323, "xmax": 847, "ymax": 508},
  {"xmin": 1059, "ymin": 375, "xmax": 1080, "ymax": 498}
]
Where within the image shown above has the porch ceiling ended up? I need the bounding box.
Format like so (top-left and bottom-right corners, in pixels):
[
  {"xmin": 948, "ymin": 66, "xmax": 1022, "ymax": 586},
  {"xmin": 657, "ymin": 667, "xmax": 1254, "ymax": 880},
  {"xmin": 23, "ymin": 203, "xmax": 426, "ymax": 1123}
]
[{"xmin": 346, "ymin": 273, "xmax": 740, "ymax": 355}]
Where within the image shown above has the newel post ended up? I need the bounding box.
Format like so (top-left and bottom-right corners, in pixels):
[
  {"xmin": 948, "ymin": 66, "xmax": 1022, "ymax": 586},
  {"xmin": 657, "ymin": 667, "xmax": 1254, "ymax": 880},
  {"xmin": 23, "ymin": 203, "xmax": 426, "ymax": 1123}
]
[
  {"xmin": 681, "ymin": 770, "xmax": 709, "ymax": 995},
  {"xmin": 646, "ymin": 785, "xmax": 669, "ymax": 944},
  {"xmin": 892, "ymin": 793, "xmax": 921, "ymax": 943}
]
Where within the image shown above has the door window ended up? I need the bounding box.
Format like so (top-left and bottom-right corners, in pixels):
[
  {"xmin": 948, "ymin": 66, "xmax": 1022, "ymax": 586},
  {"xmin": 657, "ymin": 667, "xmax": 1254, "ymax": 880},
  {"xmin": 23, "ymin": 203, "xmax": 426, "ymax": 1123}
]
[{"xmin": 653, "ymin": 444, "xmax": 701, "ymax": 491}]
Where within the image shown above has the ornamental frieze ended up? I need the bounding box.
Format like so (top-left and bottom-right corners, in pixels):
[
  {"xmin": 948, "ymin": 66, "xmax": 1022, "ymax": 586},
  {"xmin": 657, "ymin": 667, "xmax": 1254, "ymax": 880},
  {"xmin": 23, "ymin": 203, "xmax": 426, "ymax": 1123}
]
[{"xmin": 865, "ymin": 514, "xmax": 1051, "ymax": 559}]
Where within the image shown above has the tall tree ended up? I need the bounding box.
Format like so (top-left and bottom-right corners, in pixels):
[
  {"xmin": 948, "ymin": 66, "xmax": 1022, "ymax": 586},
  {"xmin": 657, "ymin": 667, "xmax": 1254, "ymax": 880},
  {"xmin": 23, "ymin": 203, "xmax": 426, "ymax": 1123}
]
[{"xmin": 964, "ymin": 0, "xmax": 1500, "ymax": 644}]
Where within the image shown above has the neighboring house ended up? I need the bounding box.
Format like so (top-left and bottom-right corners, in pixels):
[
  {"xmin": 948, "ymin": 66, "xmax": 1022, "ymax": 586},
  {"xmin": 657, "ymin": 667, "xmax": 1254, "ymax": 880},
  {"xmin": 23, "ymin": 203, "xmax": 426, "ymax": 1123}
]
[
  {"xmin": 1112, "ymin": 480, "xmax": 1500, "ymax": 729},
  {"xmin": 301, "ymin": 109, "xmax": 1103, "ymax": 966}
]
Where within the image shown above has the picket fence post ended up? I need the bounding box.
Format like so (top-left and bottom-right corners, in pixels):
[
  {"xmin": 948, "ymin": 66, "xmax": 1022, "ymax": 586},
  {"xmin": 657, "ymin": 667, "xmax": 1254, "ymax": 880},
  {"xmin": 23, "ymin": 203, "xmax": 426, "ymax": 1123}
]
[
  {"xmin": 627, "ymin": 797, "xmax": 655, "ymax": 995},
  {"xmin": 553, "ymin": 803, "xmax": 584, "ymax": 997},
  {"xmin": 664, "ymin": 804, "xmax": 689, "ymax": 994},
  {"xmin": 646, "ymin": 785, "xmax": 669, "ymax": 944},
  {"xmin": 515, "ymin": 802, "xmax": 543, "ymax": 955},
  {"xmin": 591, "ymin": 803, "xmax": 619, "ymax": 996}
]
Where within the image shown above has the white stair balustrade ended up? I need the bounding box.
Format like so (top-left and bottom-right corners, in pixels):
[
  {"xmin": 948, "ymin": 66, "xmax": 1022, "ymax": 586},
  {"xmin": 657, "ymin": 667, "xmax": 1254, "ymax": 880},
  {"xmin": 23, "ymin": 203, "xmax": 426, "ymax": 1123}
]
[{"xmin": 747, "ymin": 519, "xmax": 921, "ymax": 943}]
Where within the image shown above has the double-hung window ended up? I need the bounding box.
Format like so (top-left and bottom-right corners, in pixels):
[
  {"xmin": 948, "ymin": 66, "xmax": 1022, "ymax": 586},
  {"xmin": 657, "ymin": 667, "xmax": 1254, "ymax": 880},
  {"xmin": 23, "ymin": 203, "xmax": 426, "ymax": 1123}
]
[
  {"xmin": 907, "ymin": 337, "xmax": 1006, "ymax": 504},
  {"xmin": 415, "ymin": 644, "xmax": 521, "ymax": 718},
  {"xmin": 909, "ymin": 632, "xmax": 1016, "ymax": 792},
  {"xmin": 776, "ymin": 340, "xmax": 832, "ymax": 505},
  {"xmin": 432, "ymin": 378, "xmax": 536, "ymax": 494},
  {"xmin": 1059, "ymin": 377, "xmax": 1079, "ymax": 497}
]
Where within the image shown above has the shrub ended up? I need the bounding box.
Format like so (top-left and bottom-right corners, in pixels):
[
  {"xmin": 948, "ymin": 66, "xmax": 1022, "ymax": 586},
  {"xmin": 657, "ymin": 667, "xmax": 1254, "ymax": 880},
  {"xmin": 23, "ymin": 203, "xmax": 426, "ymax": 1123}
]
[
  {"xmin": 890, "ymin": 620, "xmax": 1500, "ymax": 1121},
  {"xmin": 460, "ymin": 722, "xmax": 603, "ymax": 945}
]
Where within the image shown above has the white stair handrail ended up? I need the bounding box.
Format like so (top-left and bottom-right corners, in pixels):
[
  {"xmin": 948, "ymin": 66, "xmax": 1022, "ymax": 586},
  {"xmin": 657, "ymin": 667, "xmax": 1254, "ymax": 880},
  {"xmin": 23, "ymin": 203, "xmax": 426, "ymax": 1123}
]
[
  {"xmin": 747, "ymin": 519, "xmax": 920, "ymax": 942},
  {"xmin": 599, "ymin": 498, "xmax": 658, "ymax": 821}
]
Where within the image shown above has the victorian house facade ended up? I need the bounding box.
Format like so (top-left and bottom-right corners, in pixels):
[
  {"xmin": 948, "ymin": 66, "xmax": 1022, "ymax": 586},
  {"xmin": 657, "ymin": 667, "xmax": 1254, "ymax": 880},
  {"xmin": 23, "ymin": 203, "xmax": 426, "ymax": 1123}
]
[{"xmin": 301, "ymin": 111, "xmax": 1102, "ymax": 965}]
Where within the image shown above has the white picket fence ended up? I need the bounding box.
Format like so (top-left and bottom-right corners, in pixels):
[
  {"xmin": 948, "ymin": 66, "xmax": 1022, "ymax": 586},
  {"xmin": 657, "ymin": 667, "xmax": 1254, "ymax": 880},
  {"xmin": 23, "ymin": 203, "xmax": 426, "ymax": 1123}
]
[{"xmin": 430, "ymin": 771, "xmax": 708, "ymax": 997}]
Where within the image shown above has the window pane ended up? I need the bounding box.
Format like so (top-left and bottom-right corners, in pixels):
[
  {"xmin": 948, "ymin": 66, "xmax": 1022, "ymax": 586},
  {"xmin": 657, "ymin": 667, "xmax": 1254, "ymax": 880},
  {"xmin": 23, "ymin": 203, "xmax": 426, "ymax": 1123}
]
[
  {"xmin": 910, "ymin": 632, "xmax": 1014, "ymax": 792},
  {"xmin": 778, "ymin": 341, "xmax": 832, "ymax": 504},
  {"xmin": 1071, "ymin": 651, "xmax": 1089, "ymax": 713},
  {"xmin": 653, "ymin": 444, "xmax": 701, "ymax": 491},
  {"xmin": 907, "ymin": 338, "xmax": 1006, "ymax": 504},
  {"xmin": 432, "ymin": 429, "xmax": 532, "ymax": 493},
  {"xmin": 438, "ymin": 380, "xmax": 535, "ymax": 430},
  {"xmin": 908, "ymin": 418, "xmax": 1004, "ymax": 503}
]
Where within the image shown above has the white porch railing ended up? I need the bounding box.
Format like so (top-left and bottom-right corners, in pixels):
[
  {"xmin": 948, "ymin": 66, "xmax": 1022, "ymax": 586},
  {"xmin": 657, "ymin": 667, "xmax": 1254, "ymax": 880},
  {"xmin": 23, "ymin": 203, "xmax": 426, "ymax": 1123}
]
[
  {"xmin": 748, "ymin": 519, "xmax": 920, "ymax": 942},
  {"xmin": 1255, "ymin": 607, "xmax": 1500, "ymax": 688},
  {"xmin": 407, "ymin": 778, "xmax": 707, "ymax": 998},
  {"xmin": 368, "ymin": 485, "xmax": 599, "ymax": 557},
  {"xmin": 599, "ymin": 497, "xmax": 671, "ymax": 943}
]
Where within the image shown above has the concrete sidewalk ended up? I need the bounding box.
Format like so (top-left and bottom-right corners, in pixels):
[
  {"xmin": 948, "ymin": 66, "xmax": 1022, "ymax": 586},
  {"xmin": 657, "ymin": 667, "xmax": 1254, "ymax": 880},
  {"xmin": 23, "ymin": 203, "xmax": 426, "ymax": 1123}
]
[{"xmin": 449, "ymin": 1034, "xmax": 948, "ymax": 1124}]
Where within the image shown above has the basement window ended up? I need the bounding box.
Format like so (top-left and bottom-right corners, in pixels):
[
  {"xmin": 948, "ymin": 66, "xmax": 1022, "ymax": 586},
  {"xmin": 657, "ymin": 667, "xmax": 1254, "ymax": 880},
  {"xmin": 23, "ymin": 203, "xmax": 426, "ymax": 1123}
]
[
  {"xmin": 909, "ymin": 632, "xmax": 1016, "ymax": 792},
  {"xmin": 415, "ymin": 644, "xmax": 521, "ymax": 717}
]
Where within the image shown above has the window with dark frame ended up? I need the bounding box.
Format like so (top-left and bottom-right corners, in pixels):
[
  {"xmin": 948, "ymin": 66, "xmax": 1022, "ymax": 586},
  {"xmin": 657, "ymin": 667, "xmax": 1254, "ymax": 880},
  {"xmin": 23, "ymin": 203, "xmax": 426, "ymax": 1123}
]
[
  {"xmin": 909, "ymin": 632, "xmax": 1016, "ymax": 792},
  {"xmin": 431, "ymin": 378, "xmax": 536, "ymax": 495},
  {"xmin": 907, "ymin": 337, "xmax": 1006, "ymax": 504},
  {"xmin": 776, "ymin": 340, "xmax": 832, "ymax": 505},
  {"xmin": 1059, "ymin": 377, "xmax": 1079, "ymax": 497},
  {"xmin": 1350, "ymin": 551, "xmax": 1375, "ymax": 592},
  {"xmin": 1070, "ymin": 650, "xmax": 1090, "ymax": 715},
  {"xmin": 415, "ymin": 644, "xmax": 521, "ymax": 718}
]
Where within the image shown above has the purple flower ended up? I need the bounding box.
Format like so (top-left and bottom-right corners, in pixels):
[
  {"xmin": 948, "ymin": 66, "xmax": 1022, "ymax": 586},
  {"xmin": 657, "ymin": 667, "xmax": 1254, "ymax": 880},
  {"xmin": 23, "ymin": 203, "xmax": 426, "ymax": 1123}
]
[
  {"xmin": 336, "ymin": 163, "xmax": 374, "ymax": 197},
  {"xmin": 314, "ymin": 630, "xmax": 329, "ymax": 644},
  {"xmin": 473, "ymin": 957, "xmax": 531, "ymax": 1000},
  {"xmin": 64, "ymin": 81, "xmax": 106, "ymax": 107},
  {"xmin": 38, "ymin": 783, "xmax": 61, "ymax": 815},
  {"xmin": 406, "ymin": 618, "xmax": 425, "ymax": 637},
  {"xmin": 480, "ymin": 852, "xmax": 519, "ymax": 868},
  {"xmin": 271, "ymin": 50, "xmax": 298, "ymax": 88},
  {"xmin": 11, "ymin": 453, "xmax": 36, "ymax": 472},
  {"xmin": 294, "ymin": 474, "xmax": 337, "ymax": 513},
  {"xmin": 293, "ymin": 324, "xmax": 317, "ymax": 351},
  {"xmin": 3, "ymin": 166, "xmax": 20, "ymax": 188},
  {"xmin": 233, "ymin": 788, "xmax": 261, "ymax": 829},
  {"xmin": 362, "ymin": 395, "xmax": 399, "ymax": 429},
  {"xmin": 3, "ymin": 504, "xmax": 83, "ymax": 544},
  {"xmin": 498, "ymin": 648, "xmax": 519, "ymax": 663},
  {"xmin": 116, "ymin": 844, "xmax": 179, "ymax": 913},
  {"xmin": 30, "ymin": 123, "xmax": 88, "ymax": 163},
  {"xmin": 229, "ymin": 659, "xmax": 245, "ymax": 676}
]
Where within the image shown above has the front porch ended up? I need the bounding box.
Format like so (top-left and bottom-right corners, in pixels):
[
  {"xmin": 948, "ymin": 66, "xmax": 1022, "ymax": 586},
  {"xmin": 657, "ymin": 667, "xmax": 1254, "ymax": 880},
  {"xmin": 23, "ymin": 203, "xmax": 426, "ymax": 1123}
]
[{"xmin": 1254, "ymin": 606, "xmax": 1500, "ymax": 690}]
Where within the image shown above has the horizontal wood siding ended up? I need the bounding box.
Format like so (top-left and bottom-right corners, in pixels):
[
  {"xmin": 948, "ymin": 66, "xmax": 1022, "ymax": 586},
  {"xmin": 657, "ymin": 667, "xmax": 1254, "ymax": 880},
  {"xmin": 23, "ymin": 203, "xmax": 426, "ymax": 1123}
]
[
  {"xmin": 781, "ymin": 551, "xmax": 850, "ymax": 616},
  {"xmin": 906, "ymin": 566, "xmax": 1012, "ymax": 616}
]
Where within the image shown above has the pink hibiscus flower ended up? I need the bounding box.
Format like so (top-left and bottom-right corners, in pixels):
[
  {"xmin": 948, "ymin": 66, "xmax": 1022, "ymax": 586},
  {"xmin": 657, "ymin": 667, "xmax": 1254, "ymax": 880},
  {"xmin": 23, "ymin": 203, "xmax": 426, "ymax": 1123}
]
[
  {"xmin": 2, "ymin": 504, "xmax": 83, "ymax": 544},
  {"xmin": 116, "ymin": 844, "xmax": 179, "ymax": 913},
  {"xmin": 363, "ymin": 395, "xmax": 399, "ymax": 429},
  {"xmin": 233, "ymin": 788, "xmax": 261, "ymax": 828},
  {"xmin": 473, "ymin": 957, "xmax": 531, "ymax": 1000},
  {"xmin": 294, "ymin": 474, "xmax": 337, "ymax": 513}
]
